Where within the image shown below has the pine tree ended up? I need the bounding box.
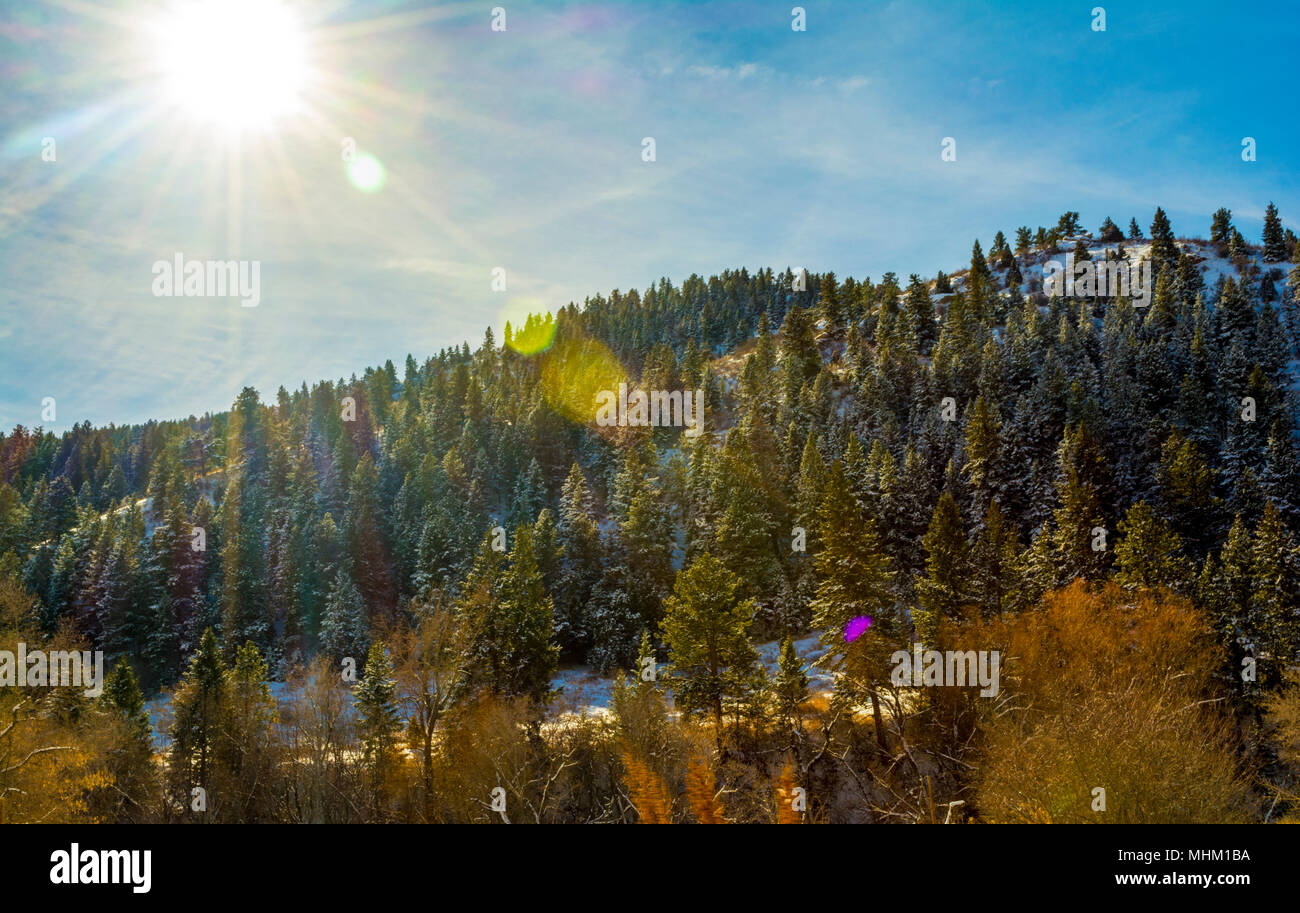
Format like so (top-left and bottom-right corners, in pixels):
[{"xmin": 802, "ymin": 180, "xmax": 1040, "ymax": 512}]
[
  {"xmin": 1210, "ymin": 207, "xmax": 1233, "ymax": 247},
  {"xmin": 99, "ymin": 657, "xmax": 155, "ymax": 820},
  {"xmin": 969, "ymin": 499, "xmax": 1021, "ymax": 617},
  {"xmin": 1014, "ymin": 226, "xmax": 1033, "ymax": 256},
  {"xmin": 509, "ymin": 457, "xmax": 547, "ymax": 529},
  {"xmin": 904, "ymin": 274, "xmax": 938, "ymax": 354},
  {"xmin": 1149, "ymin": 206, "xmax": 1178, "ymax": 275},
  {"xmin": 617, "ymin": 468, "xmax": 674, "ymax": 632},
  {"xmin": 102, "ymin": 658, "xmax": 150, "ymax": 741},
  {"xmin": 1247, "ymin": 503, "xmax": 1300, "ymax": 691},
  {"xmin": 1157, "ymin": 431, "xmax": 1221, "ymax": 556},
  {"xmin": 1098, "ymin": 217, "xmax": 1124, "ymax": 243},
  {"xmin": 320, "ymin": 571, "xmax": 369, "ymax": 665},
  {"xmin": 345, "ymin": 453, "xmax": 395, "ymax": 625},
  {"xmin": 962, "ymin": 396, "xmax": 1001, "ymax": 513},
  {"xmin": 818, "ymin": 271, "xmax": 842, "ymax": 331},
  {"xmin": 915, "ymin": 490, "xmax": 970, "ymax": 645},
  {"xmin": 662, "ymin": 553, "xmax": 761, "ymax": 732},
  {"xmin": 555, "ymin": 463, "xmax": 602, "ymax": 658},
  {"xmin": 1198, "ymin": 515, "xmax": 1254, "ymax": 698},
  {"xmin": 1222, "ymin": 229, "xmax": 1245, "ymax": 264},
  {"xmin": 1262, "ymin": 201, "xmax": 1287, "ymax": 262},
  {"xmin": 712, "ymin": 449, "xmax": 782, "ymax": 610},
  {"xmin": 783, "ymin": 438, "xmax": 823, "ymax": 574},
  {"xmin": 463, "ymin": 526, "xmax": 558, "ymax": 701},
  {"xmin": 989, "ymin": 230, "xmax": 1012, "ymax": 268},
  {"xmin": 1006, "ymin": 257, "xmax": 1023, "ymax": 288},
  {"xmin": 355, "ymin": 639, "xmax": 402, "ymax": 820},
  {"xmin": 969, "ymin": 240, "xmax": 991, "ymax": 285},
  {"xmin": 772, "ymin": 635, "xmax": 808, "ymax": 734},
  {"xmin": 1045, "ymin": 425, "xmax": 1108, "ymax": 585},
  {"xmin": 587, "ymin": 562, "xmax": 642, "ymax": 673},
  {"xmin": 779, "ymin": 305, "xmax": 821, "ymax": 390},
  {"xmin": 1113, "ymin": 501, "xmax": 1193, "ymax": 593},
  {"xmin": 217, "ymin": 475, "xmax": 270, "ymax": 658},
  {"xmin": 810, "ymin": 462, "xmax": 897, "ymax": 748},
  {"xmin": 168, "ymin": 628, "xmax": 225, "ymax": 814},
  {"xmin": 220, "ymin": 641, "xmax": 278, "ymax": 822},
  {"xmin": 96, "ymin": 543, "xmax": 141, "ymax": 665},
  {"xmin": 1216, "ymin": 276, "xmax": 1256, "ymax": 348},
  {"xmin": 1056, "ymin": 211, "xmax": 1082, "ymax": 237}
]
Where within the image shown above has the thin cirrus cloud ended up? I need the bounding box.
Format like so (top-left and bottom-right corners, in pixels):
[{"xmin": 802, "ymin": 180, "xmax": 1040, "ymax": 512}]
[{"xmin": 0, "ymin": 0, "xmax": 1295, "ymax": 431}]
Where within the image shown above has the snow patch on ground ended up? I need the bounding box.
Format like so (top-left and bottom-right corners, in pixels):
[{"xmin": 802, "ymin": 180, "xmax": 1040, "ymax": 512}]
[{"xmin": 547, "ymin": 632, "xmax": 834, "ymax": 719}]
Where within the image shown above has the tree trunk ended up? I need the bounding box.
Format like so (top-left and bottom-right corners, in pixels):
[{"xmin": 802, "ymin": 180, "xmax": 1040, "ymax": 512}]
[{"xmin": 868, "ymin": 685, "xmax": 887, "ymax": 752}]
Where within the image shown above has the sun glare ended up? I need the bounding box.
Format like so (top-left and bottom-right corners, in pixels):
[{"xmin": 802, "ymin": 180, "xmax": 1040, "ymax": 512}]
[{"xmin": 151, "ymin": 0, "xmax": 308, "ymax": 129}]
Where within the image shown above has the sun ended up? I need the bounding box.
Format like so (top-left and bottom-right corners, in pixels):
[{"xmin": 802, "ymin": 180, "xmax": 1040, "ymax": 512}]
[{"xmin": 150, "ymin": 0, "xmax": 308, "ymax": 130}]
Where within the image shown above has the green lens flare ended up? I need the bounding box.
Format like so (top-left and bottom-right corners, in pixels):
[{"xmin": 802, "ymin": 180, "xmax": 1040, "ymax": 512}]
[{"xmin": 346, "ymin": 153, "xmax": 386, "ymax": 192}]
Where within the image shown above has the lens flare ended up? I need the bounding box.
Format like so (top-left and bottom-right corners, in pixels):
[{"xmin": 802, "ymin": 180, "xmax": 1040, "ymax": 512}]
[
  {"xmin": 844, "ymin": 616, "xmax": 872, "ymax": 642},
  {"xmin": 346, "ymin": 153, "xmax": 386, "ymax": 193}
]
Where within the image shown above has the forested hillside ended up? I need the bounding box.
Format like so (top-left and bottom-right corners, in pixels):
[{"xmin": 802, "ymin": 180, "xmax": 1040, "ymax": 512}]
[{"xmin": 4, "ymin": 205, "xmax": 1300, "ymax": 823}]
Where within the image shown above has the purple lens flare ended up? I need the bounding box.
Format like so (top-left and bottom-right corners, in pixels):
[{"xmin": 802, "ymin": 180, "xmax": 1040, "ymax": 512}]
[{"xmin": 844, "ymin": 616, "xmax": 872, "ymax": 642}]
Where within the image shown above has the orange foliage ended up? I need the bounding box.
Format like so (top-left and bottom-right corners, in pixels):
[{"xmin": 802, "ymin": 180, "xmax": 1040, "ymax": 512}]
[
  {"xmin": 774, "ymin": 758, "xmax": 801, "ymax": 824},
  {"xmin": 685, "ymin": 756, "xmax": 724, "ymax": 823},
  {"xmin": 972, "ymin": 580, "xmax": 1253, "ymax": 823},
  {"xmin": 621, "ymin": 751, "xmax": 672, "ymax": 824}
]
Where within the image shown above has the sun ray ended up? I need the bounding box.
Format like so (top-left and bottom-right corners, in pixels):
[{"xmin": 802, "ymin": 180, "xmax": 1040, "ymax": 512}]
[
  {"xmin": 262, "ymin": 131, "xmax": 331, "ymax": 253},
  {"xmin": 308, "ymin": 3, "xmax": 474, "ymax": 46},
  {"xmin": 0, "ymin": 91, "xmax": 173, "ymax": 231}
]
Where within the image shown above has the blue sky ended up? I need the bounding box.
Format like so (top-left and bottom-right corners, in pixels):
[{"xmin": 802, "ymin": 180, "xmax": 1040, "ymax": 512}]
[{"xmin": 1, "ymin": 0, "xmax": 1296, "ymax": 432}]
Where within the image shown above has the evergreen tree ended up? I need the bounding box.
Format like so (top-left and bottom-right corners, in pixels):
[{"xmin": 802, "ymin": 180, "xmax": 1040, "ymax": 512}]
[
  {"xmin": 818, "ymin": 271, "xmax": 842, "ymax": 331},
  {"xmin": 1262, "ymin": 201, "xmax": 1287, "ymax": 262},
  {"xmin": 915, "ymin": 490, "xmax": 970, "ymax": 645},
  {"xmin": 1005, "ymin": 257, "xmax": 1023, "ymax": 287},
  {"xmin": 345, "ymin": 453, "xmax": 395, "ymax": 625},
  {"xmin": 1098, "ymin": 216, "xmax": 1124, "ymax": 243},
  {"xmin": 1044, "ymin": 425, "xmax": 1109, "ymax": 586},
  {"xmin": 1014, "ymin": 226, "xmax": 1033, "ymax": 255},
  {"xmin": 1113, "ymin": 501, "xmax": 1193, "ymax": 593},
  {"xmin": 1247, "ymin": 504, "xmax": 1300, "ymax": 691},
  {"xmin": 168, "ymin": 628, "xmax": 225, "ymax": 815},
  {"xmin": 779, "ymin": 305, "xmax": 821, "ymax": 390},
  {"xmin": 219, "ymin": 641, "xmax": 278, "ymax": 822},
  {"xmin": 1210, "ymin": 207, "xmax": 1233, "ymax": 247},
  {"xmin": 904, "ymin": 274, "xmax": 938, "ymax": 354},
  {"xmin": 355, "ymin": 639, "xmax": 402, "ymax": 820},
  {"xmin": 969, "ymin": 499, "xmax": 1021, "ymax": 617},
  {"xmin": 217, "ymin": 475, "xmax": 270, "ymax": 658},
  {"xmin": 810, "ymin": 462, "xmax": 897, "ymax": 748},
  {"xmin": 510, "ymin": 458, "xmax": 548, "ymax": 529},
  {"xmin": 989, "ymin": 230, "xmax": 1012, "ymax": 268},
  {"xmin": 772, "ymin": 634, "xmax": 808, "ymax": 736},
  {"xmin": 662, "ymin": 552, "xmax": 761, "ymax": 732},
  {"xmin": 463, "ymin": 526, "xmax": 558, "ymax": 702},
  {"xmin": 1149, "ymin": 206, "xmax": 1178, "ymax": 275},
  {"xmin": 555, "ymin": 463, "xmax": 602, "ymax": 658},
  {"xmin": 98, "ymin": 658, "xmax": 156, "ymax": 821},
  {"xmin": 320, "ymin": 571, "xmax": 369, "ymax": 665},
  {"xmin": 1198, "ymin": 516, "xmax": 1255, "ymax": 699},
  {"xmin": 969, "ymin": 240, "xmax": 991, "ymax": 285}
]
